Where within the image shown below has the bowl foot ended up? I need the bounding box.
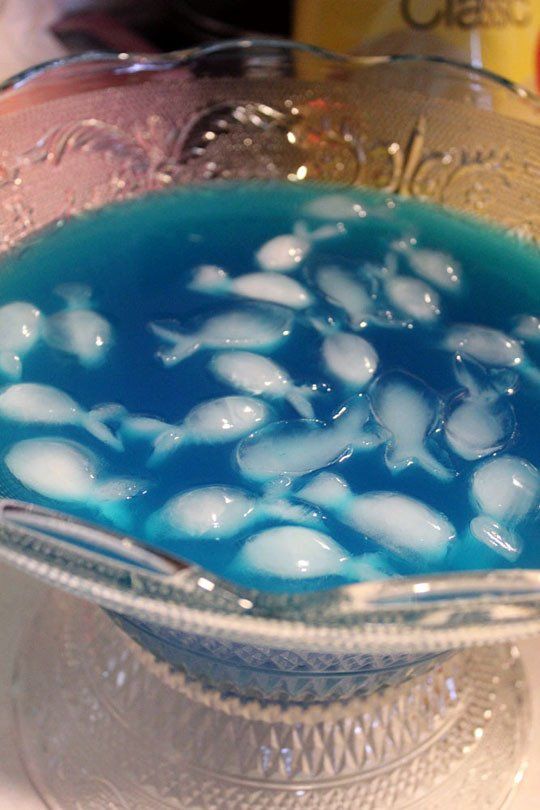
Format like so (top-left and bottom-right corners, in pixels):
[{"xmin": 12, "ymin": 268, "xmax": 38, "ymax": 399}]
[{"xmin": 13, "ymin": 592, "xmax": 530, "ymax": 809}]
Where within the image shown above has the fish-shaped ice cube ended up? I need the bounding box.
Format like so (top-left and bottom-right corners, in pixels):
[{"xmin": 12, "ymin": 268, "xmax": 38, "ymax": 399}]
[
  {"xmin": 189, "ymin": 265, "xmax": 312, "ymax": 310},
  {"xmin": 44, "ymin": 284, "xmax": 113, "ymax": 367},
  {"xmin": 298, "ymin": 472, "xmax": 456, "ymax": 566},
  {"xmin": 121, "ymin": 395, "xmax": 272, "ymax": 466},
  {"xmin": 236, "ymin": 393, "xmax": 380, "ymax": 483},
  {"xmin": 468, "ymin": 455, "xmax": 540, "ymax": 561},
  {"xmin": 390, "ymin": 239, "xmax": 462, "ymax": 293},
  {"xmin": 444, "ymin": 323, "xmax": 540, "ymax": 386},
  {"xmin": 4, "ymin": 438, "xmax": 146, "ymax": 526},
  {"xmin": 370, "ymin": 371, "xmax": 454, "ymax": 480},
  {"xmin": 322, "ymin": 332, "xmax": 379, "ymax": 390},
  {"xmin": 210, "ymin": 351, "xmax": 314, "ymax": 418},
  {"xmin": 472, "ymin": 455, "xmax": 540, "ymax": 523},
  {"xmin": 255, "ymin": 222, "xmax": 343, "ymax": 273},
  {"xmin": 444, "ymin": 355, "xmax": 516, "ymax": 461},
  {"xmin": 383, "ymin": 276, "xmax": 441, "ymax": 324},
  {"xmin": 444, "ymin": 324, "xmax": 524, "ymax": 367},
  {"xmin": 150, "ymin": 303, "xmax": 293, "ymax": 367},
  {"xmin": 312, "ymin": 265, "xmax": 376, "ymax": 329},
  {"xmin": 0, "ymin": 383, "xmax": 122, "ymax": 450},
  {"xmin": 468, "ymin": 516, "xmax": 522, "ymax": 562},
  {"xmin": 146, "ymin": 485, "xmax": 320, "ymax": 543},
  {"xmin": 303, "ymin": 193, "xmax": 368, "ymax": 222},
  {"xmin": 231, "ymin": 525, "xmax": 350, "ymax": 587},
  {"xmin": 513, "ymin": 315, "xmax": 540, "ymax": 343},
  {"xmin": 0, "ymin": 301, "xmax": 43, "ymax": 379}
]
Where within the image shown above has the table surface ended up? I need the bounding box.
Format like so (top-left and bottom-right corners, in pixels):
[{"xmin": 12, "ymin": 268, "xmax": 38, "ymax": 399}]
[{"xmin": 0, "ymin": 564, "xmax": 539, "ymax": 809}]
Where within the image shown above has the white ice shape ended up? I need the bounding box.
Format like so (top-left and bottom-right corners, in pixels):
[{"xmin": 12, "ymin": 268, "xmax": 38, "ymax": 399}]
[
  {"xmin": 384, "ymin": 276, "xmax": 441, "ymax": 323},
  {"xmin": 322, "ymin": 332, "xmax": 378, "ymax": 389},
  {"xmin": 210, "ymin": 350, "xmax": 314, "ymax": 418},
  {"xmin": 44, "ymin": 284, "xmax": 113, "ymax": 367},
  {"xmin": 5, "ymin": 438, "xmax": 145, "ymax": 524},
  {"xmin": 312, "ymin": 265, "xmax": 375, "ymax": 329},
  {"xmin": 370, "ymin": 371, "xmax": 454, "ymax": 480},
  {"xmin": 147, "ymin": 485, "xmax": 320, "ymax": 542},
  {"xmin": 189, "ymin": 265, "xmax": 313, "ymax": 310},
  {"xmin": 0, "ymin": 383, "xmax": 122, "ymax": 450},
  {"xmin": 471, "ymin": 455, "xmax": 540, "ymax": 523},
  {"xmin": 255, "ymin": 222, "xmax": 342, "ymax": 273},
  {"xmin": 469, "ymin": 516, "xmax": 522, "ymax": 562},
  {"xmin": 443, "ymin": 325, "xmax": 540, "ymax": 386},
  {"xmin": 150, "ymin": 303, "xmax": 293, "ymax": 367},
  {"xmin": 468, "ymin": 455, "xmax": 539, "ymax": 562},
  {"xmin": 237, "ymin": 393, "xmax": 380, "ymax": 482},
  {"xmin": 298, "ymin": 472, "xmax": 456, "ymax": 565},
  {"xmin": 121, "ymin": 395, "xmax": 272, "ymax": 466},
  {"xmin": 513, "ymin": 315, "xmax": 540, "ymax": 343},
  {"xmin": 303, "ymin": 193, "xmax": 368, "ymax": 221},
  {"xmin": 444, "ymin": 355, "xmax": 516, "ymax": 461},
  {"xmin": 0, "ymin": 301, "xmax": 42, "ymax": 379},
  {"xmin": 390, "ymin": 240, "xmax": 462, "ymax": 293},
  {"xmin": 234, "ymin": 525, "xmax": 349, "ymax": 581}
]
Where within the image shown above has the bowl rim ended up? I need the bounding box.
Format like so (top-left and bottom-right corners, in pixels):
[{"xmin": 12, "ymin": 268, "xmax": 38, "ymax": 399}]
[
  {"xmin": 0, "ymin": 36, "xmax": 539, "ymax": 109},
  {"xmin": 2, "ymin": 500, "xmax": 540, "ymax": 651}
]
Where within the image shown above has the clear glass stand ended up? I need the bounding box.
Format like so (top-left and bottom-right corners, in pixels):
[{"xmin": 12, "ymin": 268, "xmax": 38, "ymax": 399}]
[{"xmin": 12, "ymin": 591, "xmax": 530, "ymax": 810}]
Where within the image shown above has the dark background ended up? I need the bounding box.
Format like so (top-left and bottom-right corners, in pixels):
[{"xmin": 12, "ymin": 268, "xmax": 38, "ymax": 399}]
[{"xmin": 54, "ymin": 1, "xmax": 294, "ymax": 53}]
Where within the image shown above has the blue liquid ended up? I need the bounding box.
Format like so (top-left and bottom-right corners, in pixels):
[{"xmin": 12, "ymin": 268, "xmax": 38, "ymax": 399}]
[{"xmin": 0, "ymin": 182, "xmax": 538, "ymax": 592}]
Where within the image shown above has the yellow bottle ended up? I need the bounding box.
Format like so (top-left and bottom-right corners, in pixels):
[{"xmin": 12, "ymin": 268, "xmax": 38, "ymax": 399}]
[{"xmin": 294, "ymin": 0, "xmax": 540, "ymax": 91}]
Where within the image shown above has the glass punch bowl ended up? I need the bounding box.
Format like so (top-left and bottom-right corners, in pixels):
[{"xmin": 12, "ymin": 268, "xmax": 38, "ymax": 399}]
[{"xmin": 0, "ymin": 40, "xmax": 539, "ymax": 810}]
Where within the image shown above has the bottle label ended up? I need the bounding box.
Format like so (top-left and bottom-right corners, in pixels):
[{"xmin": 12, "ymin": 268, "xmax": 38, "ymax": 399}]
[
  {"xmin": 400, "ymin": 1, "xmax": 533, "ymax": 30},
  {"xmin": 295, "ymin": 0, "xmax": 540, "ymax": 89}
]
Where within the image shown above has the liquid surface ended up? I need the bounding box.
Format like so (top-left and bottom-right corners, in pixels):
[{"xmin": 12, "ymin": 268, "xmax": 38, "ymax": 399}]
[{"xmin": 0, "ymin": 183, "xmax": 539, "ymax": 593}]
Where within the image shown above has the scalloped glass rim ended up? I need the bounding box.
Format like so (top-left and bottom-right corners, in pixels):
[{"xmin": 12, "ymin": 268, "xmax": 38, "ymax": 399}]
[
  {"xmin": 0, "ymin": 38, "xmax": 539, "ymax": 649},
  {"xmin": 0, "ymin": 37, "xmax": 539, "ymax": 109},
  {"xmin": 2, "ymin": 498, "xmax": 540, "ymax": 651}
]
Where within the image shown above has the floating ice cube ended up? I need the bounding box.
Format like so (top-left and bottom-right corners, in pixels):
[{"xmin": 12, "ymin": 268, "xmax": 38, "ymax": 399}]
[
  {"xmin": 444, "ymin": 355, "xmax": 516, "ymax": 461},
  {"xmin": 468, "ymin": 455, "xmax": 539, "ymax": 562},
  {"xmin": 0, "ymin": 301, "xmax": 42, "ymax": 379},
  {"xmin": 0, "ymin": 383, "xmax": 122, "ymax": 450},
  {"xmin": 4, "ymin": 438, "xmax": 145, "ymax": 524},
  {"xmin": 312, "ymin": 265, "xmax": 375, "ymax": 329},
  {"xmin": 234, "ymin": 525, "xmax": 349, "ymax": 581},
  {"xmin": 298, "ymin": 472, "xmax": 455, "ymax": 565},
  {"xmin": 384, "ymin": 276, "xmax": 441, "ymax": 323},
  {"xmin": 370, "ymin": 371, "xmax": 454, "ymax": 480},
  {"xmin": 147, "ymin": 485, "xmax": 321, "ymax": 542},
  {"xmin": 150, "ymin": 304, "xmax": 293, "ymax": 366},
  {"xmin": 471, "ymin": 455, "xmax": 540, "ymax": 523},
  {"xmin": 445, "ymin": 395, "xmax": 515, "ymax": 461},
  {"xmin": 237, "ymin": 394, "xmax": 380, "ymax": 482},
  {"xmin": 444, "ymin": 325, "xmax": 524, "ymax": 369},
  {"xmin": 255, "ymin": 222, "xmax": 342, "ymax": 273},
  {"xmin": 303, "ymin": 194, "xmax": 368, "ymax": 221},
  {"xmin": 147, "ymin": 485, "xmax": 321, "ymax": 541},
  {"xmin": 44, "ymin": 285, "xmax": 113, "ymax": 367},
  {"xmin": 469, "ymin": 516, "xmax": 522, "ymax": 562},
  {"xmin": 122, "ymin": 395, "xmax": 272, "ymax": 465},
  {"xmin": 189, "ymin": 265, "xmax": 312, "ymax": 310},
  {"xmin": 322, "ymin": 332, "xmax": 378, "ymax": 389},
  {"xmin": 210, "ymin": 351, "xmax": 314, "ymax": 418},
  {"xmin": 150, "ymin": 486, "xmax": 256, "ymax": 540},
  {"xmin": 513, "ymin": 315, "xmax": 540, "ymax": 343},
  {"xmin": 391, "ymin": 240, "xmax": 462, "ymax": 293}
]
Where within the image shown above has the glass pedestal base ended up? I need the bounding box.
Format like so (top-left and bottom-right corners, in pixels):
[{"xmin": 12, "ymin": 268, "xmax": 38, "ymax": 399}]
[{"xmin": 12, "ymin": 592, "xmax": 530, "ymax": 810}]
